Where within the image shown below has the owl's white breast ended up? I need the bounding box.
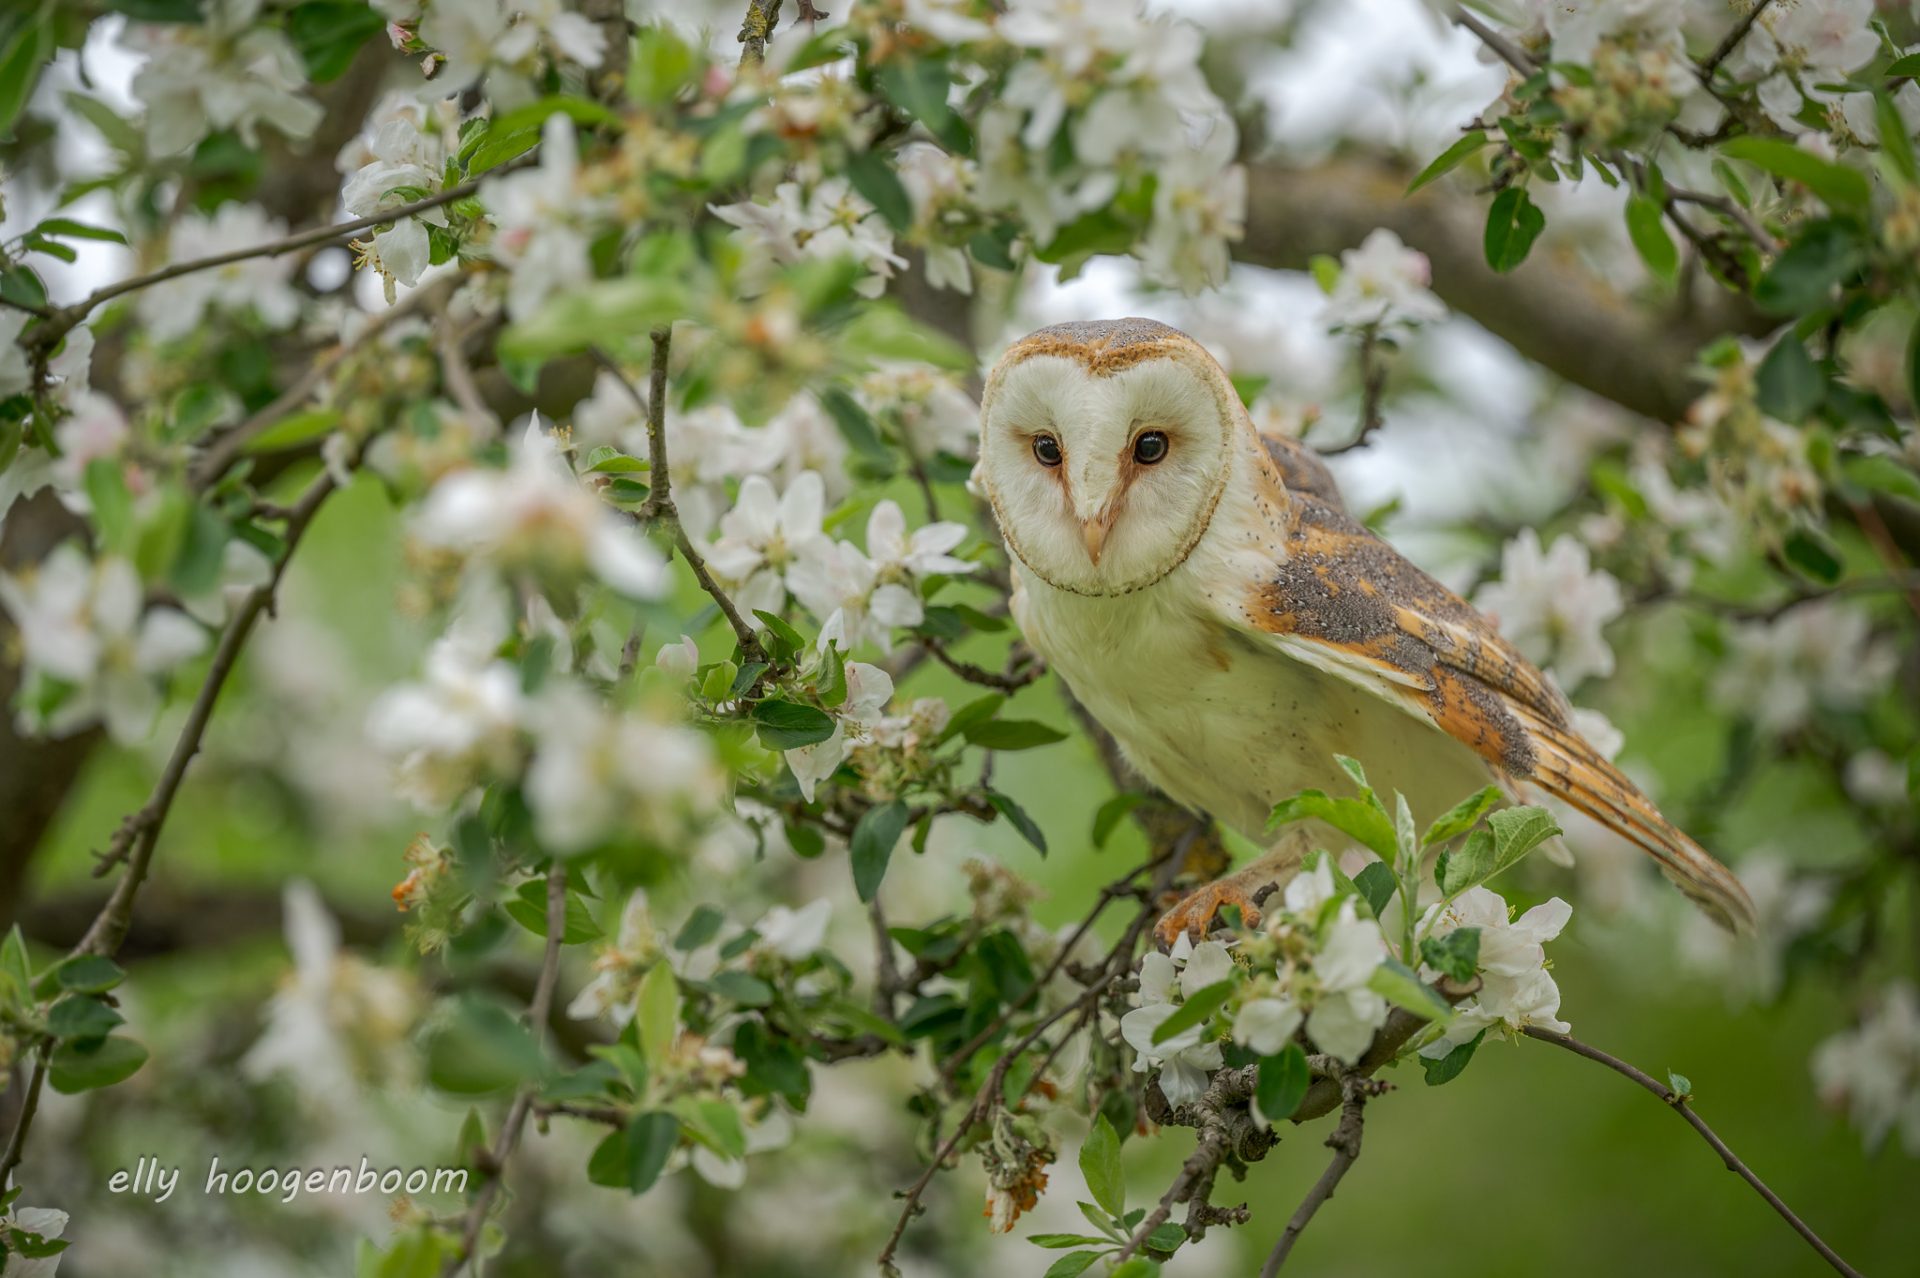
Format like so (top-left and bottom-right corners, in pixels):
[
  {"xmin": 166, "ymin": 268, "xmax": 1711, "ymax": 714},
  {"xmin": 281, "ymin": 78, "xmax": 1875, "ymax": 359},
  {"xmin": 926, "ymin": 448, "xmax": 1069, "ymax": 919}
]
[{"xmin": 1011, "ymin": 551, "xmax": 1494, "ymax": 841}]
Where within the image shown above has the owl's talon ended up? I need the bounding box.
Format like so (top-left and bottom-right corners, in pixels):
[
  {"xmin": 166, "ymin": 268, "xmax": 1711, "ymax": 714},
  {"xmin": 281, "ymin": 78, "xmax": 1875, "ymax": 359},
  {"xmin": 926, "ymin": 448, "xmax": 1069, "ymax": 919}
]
[{"xmin": 1154, "ymin": 880, "xmax": 1264, "ymax": 948}]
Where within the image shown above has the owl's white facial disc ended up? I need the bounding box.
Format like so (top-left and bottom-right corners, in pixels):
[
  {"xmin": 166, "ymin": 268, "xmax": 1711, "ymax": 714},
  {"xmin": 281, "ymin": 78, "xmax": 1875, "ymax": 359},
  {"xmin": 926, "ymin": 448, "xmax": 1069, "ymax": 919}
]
[{"xmin": 978, "ymin": 349, "xmax": 1235, "ymax": 597}]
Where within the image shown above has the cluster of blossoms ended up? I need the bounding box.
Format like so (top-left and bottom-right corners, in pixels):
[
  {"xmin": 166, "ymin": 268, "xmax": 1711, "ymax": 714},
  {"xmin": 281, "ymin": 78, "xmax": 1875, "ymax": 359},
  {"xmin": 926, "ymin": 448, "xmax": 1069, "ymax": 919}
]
[
  {"xmin": 1679, "ymin": 351, "xmax": 1823, "ymax": 539},
  {"xmin": 561, "ymin": 890, "xmax": 833, "ymax": 1186},
  {"xmin": 367, "ymin": 422, "xmax": 728, "ymax": 851},
  {"xmin": 1316, "ymin": 229, "xmax": 1448, "ymax": 337},
  {"xmin": 704, "ymin": 470, "xmax": 976, "ymax": 653},
  {"xmin": 0, "ymin": 544, "xmax": 207, "ymax": 743},
  {"xmin": 1710, "ymin": 601, "xmax": 1899, "ymax": 738},
  {"xmin": 1473, "ymin": 528, "xmax": 1625, "ymax": 691},
  {"xmin": 125, "ymin": 0, "xmax": 324, "ymax": 156},
  {"xmin": 1123, "ymin": 850, "xmax": 1572, "ymax": 1117},
  {"xmin": 1812, "ymin": 982, "xmax": 1920, "ymax": 1156}
]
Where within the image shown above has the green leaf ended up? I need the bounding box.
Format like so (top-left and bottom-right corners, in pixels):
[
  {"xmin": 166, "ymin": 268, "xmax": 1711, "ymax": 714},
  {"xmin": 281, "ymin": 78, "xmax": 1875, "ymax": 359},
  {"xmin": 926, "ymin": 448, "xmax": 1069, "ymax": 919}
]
[
  {"xmin": 0, "ymin": 926, "xmax": 31, "ymax": 1001},
  {"xmin": 0, "ymin": 16, "xmax": 53, "ymax": 143},
  {"xmin": 837, "ymin": 304, "xmax": 974, "ymax": 372},
  {"xmin": 1843, "ymin": 454, "xmax": 1920, "ymax": 505},
  {"xmin": 49, "ymin": 1033, "xmax": 149, "ymax": 1093},
  {"xmin": 1483, "ymin": 187, "xmax": 1546, "ymax": 274},
  {"xmin": 589, "ymin": 1111, "xmax": 679, "ymax": 1193},
  {"xmin": 752, "ymin": 699, "xmax": 836, "ymax": 750},
  {"xmin": 1423, "ymin": 785, "xmax": 1504, "ymax": 846},
  {"xmin": 55, "ymin": 954, "xmax": 125, "ymax": 994},
  {"xmin": 424, "ymin": 996, "xmax": 547, "ymax": 1095},
  {"xmin": 1418, "ymin": 927, "xmax": 1480, "ymax": 983},
  {"xmin": 674, "ymin": 905, "xmax": 725, "ymax": 952},
  {"xmin": 287, "ymin": 1, "xmax": 385, "ymax": 81},
  {"xmin": 31, "ymin": 217, "xmax": 128, "ymax": 246},
  {"xmin": 1109, "ymin": 1258, "xmax": 1162, "ymax": 1278},
  {"xmin": 1407, "ymin": 131, "xmax": 1490, "ymax": 193},
  {"xmin": 47, "ymin": 995, "xmax": 123, "ymax": 1042},
  {"xmin": 1144, "ymin": 1221, "xmax": 1186, "ymax": 1253},
  {"xmin": 1266, "ymin": 790, "xmax": 1397, "ymax": 861},
  {"xmin": 1874, "ymin": 89, "xmax": 1919, "ymax": 184},
  {"xmin": 637, "ymin": 963, "xmax": 680, "ymax": 1068},
  {"xmin": 817, "ymin": 386, "xmax": 894, "ymax": 470},
  {"xmin": 1150, "ymin": 980, "xmax": 1234, "ymax": 1046},
  {"xmin": 1668, "ymin": 1070, "xmax": 1693, "ymax": 1099},
  {"xmin": 1042, "ymin": 1253, "xmax": 1102, "ymax": 1278},
  {"xmin": 628, "ymin": 24, "xmax": 698, "ymax": 106},
  {"xmin": 1754, "ymin": 220, "xmax": 1867, "ymax": 316},
  {"xmin": 1783, "ymin": 527, "xmax": 1844, "ymax": 584},
  {"xmin": 1079, "ymin": 1114, "xmax": 1125, "ymax": 1219},
  {"xmin": 501, "ymin": 277, "xmax": 692, "ymax": 360},
  {"xmin": 935, "ymin": 692, "xmax": 1004, "ymax": 744},
  {"xmin": 1421, "ymin": 1028, "xmax": 1486, "ymax": 1086},
  {"xmin": 846, "ymin": 151, "xmax": 914, "ymax": 231},
  {"xmin": 1255, "ymin": 1043, "xmax": 1310, "ymax": 1122},
  {"xmin": 84, "ymin": 459, "xmax": 134, "ymax": 554},
  {"xmin": 1308, "ymin": 253, "xmax": 1340, "ymax": 293},
  {"xmin": 986, "ymin": 790, "xmax": 1047, "ymax": 854},
  {"xmin": 1755, "ymin": 332, "xmax": 1825, "ymax": 422},
  {"xmin": 876, "ymin": 57, "xmax": 971, "ymax": 155},
  {"xmin": 733, "ymin": 1020, "xmax": 810, "ymax": 1103},
  {"xmin": 1908, "ymin": 314, "xmax": 1920, "ymax": 434},
  {"xmin": 851, "ymin": 800, "xmax": 910, "ymax": 902},
  {"xmin": 1888, "ymin": 52, "xmax": 1920, "ymax": 78},
  {"xmin": 1092, "ymin": 793, "xmax": 1147, "ymax": 848},
  {"xmin": 707, "ymin": 970, "xmax": 775, "ymax": 1007},
  {"xmin": 1353, "ymin": 861, "xmax": 1398, "ymax": 919},
  {"xmin": 502, "ymin": 878, "xmax": 603, "ymax": 944},
  {"xmin": 1028, "ymin": 1233, "xmax": 1113, "ymax": 1250},
  {"xmin": 1720, "ymin": 136, "xmax": 1870, "ymax": 214},
  {"xmin": 1625, "ymin": 195, "xmax": 1677, "ymax": 282},
  {"xmin": 1366, "ymin": 958, "xmax": 1454, "ymax": 1024},
  {"xmin": 962, "ymin": 718, "xmax": 1067, "ymax": 751}
]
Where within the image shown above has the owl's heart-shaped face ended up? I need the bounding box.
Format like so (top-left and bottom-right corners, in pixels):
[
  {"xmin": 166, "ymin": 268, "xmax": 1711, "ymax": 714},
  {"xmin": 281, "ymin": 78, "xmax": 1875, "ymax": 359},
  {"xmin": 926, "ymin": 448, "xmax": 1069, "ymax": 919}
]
[{"xmin": 978, "ymin": 323, "xmax": 1240, "ymax": 597}]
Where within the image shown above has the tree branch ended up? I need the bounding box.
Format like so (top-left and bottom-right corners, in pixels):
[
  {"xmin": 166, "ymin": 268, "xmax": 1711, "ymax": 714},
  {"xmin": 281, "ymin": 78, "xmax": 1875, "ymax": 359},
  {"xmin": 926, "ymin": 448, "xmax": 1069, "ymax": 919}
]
[
  {"xmin": 22, "ymin": 167, "xmax": 525, "ymax": 358},
  {"xmin": 2, "ymin": 442, "xmax": 354, "ymax": 1187},
  {"xmin": 1260, "ymin": 1067, "xmax": 1376, "ymax": 1276},
  {"xmin": 444, "ymin": 866, "xmax": 569, "ymax": 1277},
  {"xmin": 1234, "ymin": 156, "xmax": 1769, "ymax": 425},
  {"xmin": 1700, "ymin": 0, "xmax": 1776, "ymax": 78},
  {"xmin": 1522, "ymin": 1027, "xmax": 1864, "ymax": 1278},
  {"xmin": 737, "ymin": 0, "xmax": 784, "ymax": 64},
  {"xmin": 592, "ymin": 339, "xmax": 766, "ymax": 662}
]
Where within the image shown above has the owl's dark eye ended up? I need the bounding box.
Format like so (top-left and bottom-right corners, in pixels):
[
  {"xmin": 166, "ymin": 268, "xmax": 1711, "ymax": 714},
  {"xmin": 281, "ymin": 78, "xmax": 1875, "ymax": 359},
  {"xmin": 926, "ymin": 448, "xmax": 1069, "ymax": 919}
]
[
  {"xmin": 1133, "ymin": 431, "xmax": 1169, "ymax": 465},
  {"xmin": 1032, "ymin": 434, "xmax": 1063, "ymax": 467}
]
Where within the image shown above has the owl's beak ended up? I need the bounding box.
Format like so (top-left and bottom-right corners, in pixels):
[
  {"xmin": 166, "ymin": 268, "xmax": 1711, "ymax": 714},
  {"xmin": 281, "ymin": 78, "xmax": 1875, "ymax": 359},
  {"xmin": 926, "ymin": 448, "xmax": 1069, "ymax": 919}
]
[{"xmin": 1080, "ymin": 508, "xmax": 1116, "ymax": 566}]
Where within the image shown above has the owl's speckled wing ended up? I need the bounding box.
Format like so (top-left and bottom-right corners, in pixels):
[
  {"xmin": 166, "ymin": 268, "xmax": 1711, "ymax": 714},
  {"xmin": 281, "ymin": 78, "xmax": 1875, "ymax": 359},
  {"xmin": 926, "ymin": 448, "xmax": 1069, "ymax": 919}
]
[{"xmin": 1228, "ymin": 443, "xmax": 1756, "ymax": 932}]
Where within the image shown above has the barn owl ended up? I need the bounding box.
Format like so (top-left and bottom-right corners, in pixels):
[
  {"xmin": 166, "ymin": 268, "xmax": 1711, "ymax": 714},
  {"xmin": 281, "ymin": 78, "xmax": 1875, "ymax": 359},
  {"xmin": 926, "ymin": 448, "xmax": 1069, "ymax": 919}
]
[{"xmin": 976, "ymin": 318, "xmax": 1755, "ymax": 941}]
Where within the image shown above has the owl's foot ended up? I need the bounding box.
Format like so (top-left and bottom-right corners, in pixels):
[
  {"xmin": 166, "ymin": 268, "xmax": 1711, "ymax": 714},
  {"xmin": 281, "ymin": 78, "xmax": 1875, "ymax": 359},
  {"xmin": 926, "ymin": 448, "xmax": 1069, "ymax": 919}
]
[{"xmin": 1154, "ymin": 877, "xmax": 1268, "ymax": 947}]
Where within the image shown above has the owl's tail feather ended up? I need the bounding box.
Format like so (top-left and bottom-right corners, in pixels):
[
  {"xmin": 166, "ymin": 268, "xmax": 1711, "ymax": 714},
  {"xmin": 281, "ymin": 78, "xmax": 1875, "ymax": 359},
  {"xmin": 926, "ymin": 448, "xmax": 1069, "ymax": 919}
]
[{"xmin": 1514, "ymin": 708, "xmax": 1757, "ymax": 934}]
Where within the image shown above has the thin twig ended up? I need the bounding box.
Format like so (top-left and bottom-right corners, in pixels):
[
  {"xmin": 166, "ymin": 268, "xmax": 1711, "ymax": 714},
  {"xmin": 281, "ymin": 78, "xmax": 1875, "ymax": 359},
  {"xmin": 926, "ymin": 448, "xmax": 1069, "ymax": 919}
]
[
  {"xmin": 921, "ymin": 638, "xmax": 1044, "ymax": 693},
  {"xmin": 878, "ymin": 852, "xmax": 1179, "ymax": 1271},
  {"xmin": 1260, "ymin": 1069, "xmax": 1373, "ymax": 1276},
  {"xmin": 1522, "ymin": 1027, "xmax": 1864, "ymax": 1278},
  {"xmin": 445, "ymin": 865, "xmax": 569, "ymax": 1277},
  {"xmin": 1451, "ymin": 7, "xmax": 1537, "ymax": 77},
  {"xmin": 0, "ymin": 1052, "xmax": 48, "ymax": 1191},
  {"xmin": 1322, "ymin": 325, "xmax": 1387, "ymax": 455},
  {"xmin": 4, "ymin": 446, "xmax": 354, "ymax": 1185},
  {"xmin": 190, "ymin": 276, "xmax": 459, "ymax": 489},
  {"xmin": 1700, "ymin": 0, "xmax": 1775, "ymax": 78},
  {"xmin": 594, "ymin": 339, "xmax": 766, "ymax": 660},
  {"xmin": 75, "ymin": 466, "xmax": 343, "ymax": 957},
  {"xmin": 25, "ymin": 167, "xmax": 525, "ymax": 357}
]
